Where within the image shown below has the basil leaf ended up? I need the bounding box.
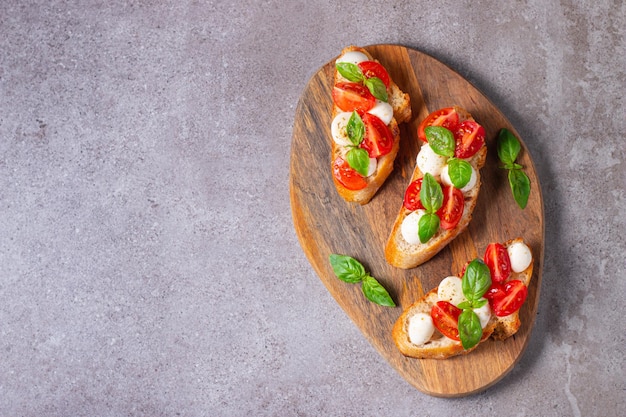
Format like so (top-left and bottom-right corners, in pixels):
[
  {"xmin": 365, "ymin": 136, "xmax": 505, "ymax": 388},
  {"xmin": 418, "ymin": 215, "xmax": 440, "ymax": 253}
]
[
  {"xmin": 457, "ymin": 301, "xmax": 472, "ymax": 310},
  {"xmin": 335, "ymin": 62, "xmax": 364, "ymax": 83},
  {"xmin": 419, "ymin": 173, "xmax": 443, "ymax": 212},
  {"xmin": 497, "ymin": 128, "xmax": 521, "ymax": 165},
  {"xmin": 473, "ymin": 298, "xmax": 488, "ymax": 309},
  {"xmin": 458, "ymin": 309, "xmax": 483, "ymax": 350},
  {"xmin": 362, "ymin": 275, "xmax": 396, "ymax": 307},
  {"xmin": 364, "ymin": 77, "xmax": 388, "ymax": 102},
  {"xmin": 425, "ymin": 126, "xmax": 455, "ymax": 157},
  {"xmin": 418, "ymin": 213, "xmax": 440, "ymax": 243},
  {"xmin": 447, "ymin": 158, "xmax": 472, "ymax": 189},
  {"xmin": 346, "ymin": 111, "xmax": 364, "ymax": 146},
  {"xmin": 346, "ymin": 147, "xmax": 370, "ymax": 177},
  {"xmin": 462, "ymin": 259, "xmax": 492, "ymax": 303},
  {"xmin": 329, "ymin": 254, "xmax": 366, "ymax": 283},
  {"xmin": 509, "ymin": 168, "xmax": 531, "ymax": 209}
]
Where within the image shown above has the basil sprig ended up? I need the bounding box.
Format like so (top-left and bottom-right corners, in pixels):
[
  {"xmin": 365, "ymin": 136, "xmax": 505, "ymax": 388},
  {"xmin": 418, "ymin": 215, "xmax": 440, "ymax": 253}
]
[
  {"xmin": 329, "ymin": 254, "xmax": 395, "ymax": 307},
  {"xmin": 335, "ymin": 62, "xmax": 388, "ymax": 102},
  {"xmin": 456, "ymin": 259, "xmax": 492, "ymax": 350},
  {"xmin": 424, "ymin": 126, "xmax": 472, "ymax": 189},
  {"xmin": 343, "ymin": 111, "xmax": 370, "ymax": 176},
  {"xmin": 417, "ymin": 173, "xmax": 443, "ymax": 243},
  {"xmin": 497, "ymin": 128, "xmax": 531, "ymax": 209}
]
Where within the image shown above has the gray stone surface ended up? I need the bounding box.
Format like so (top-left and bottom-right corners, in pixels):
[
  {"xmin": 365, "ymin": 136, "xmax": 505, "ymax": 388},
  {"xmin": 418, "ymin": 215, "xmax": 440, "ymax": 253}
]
[{"xmin": 0, "ymin": 0, "xmax": 624, "ymax": 416}]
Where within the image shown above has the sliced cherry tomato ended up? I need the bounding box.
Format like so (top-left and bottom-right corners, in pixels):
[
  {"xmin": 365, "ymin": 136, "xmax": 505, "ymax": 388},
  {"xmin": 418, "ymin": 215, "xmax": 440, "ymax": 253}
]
[
  {"xmin": 332, "ymin": 82, "xmax": 376, "ymax": 113},
  {"xmin": 431, "ymin": 301, "xmax": 462, "ymax": 341},
  {"xmin": 484, "ymin": 243, "xmax": 512, "ymax": 284},
  {"xmin": 357, "ymin": 61, "xmax": 390, "ymax": 87},
  {"xmin": 437, "ymin": 185, "xmax": 464, "ymax": 230},
  {"xmin": 417, "ymin": 107, "xmax": 460, "ymax": 143},
  {"xmin": 403, "ymin": 179, "xmax": 424, "ymax": 211},
  {"xmin": 360, "ymin": 113, "xmax": 393, "ymax": 158},
  {"xmin": 454, "ymin": 120, "xmax": 485, "ymax": 159},
  {"xmin": 332, "ymin": 156, "xmax": 367, "ymax": 190},
  {"xmin": 487, "ymin": 280, "xmax": 528, "ymax": 317}
]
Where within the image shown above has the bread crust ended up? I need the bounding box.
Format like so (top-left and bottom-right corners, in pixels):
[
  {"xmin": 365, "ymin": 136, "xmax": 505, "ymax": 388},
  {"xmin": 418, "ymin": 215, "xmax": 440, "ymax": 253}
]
[
  {"xmin": 331, "ymin": 46, "xmax": 411, "ymax": 205},
  {"xmin": 384, "ymin": 106, "xmax": 486, "ymax": 268},
  {"xmin": 392, "ymin": 238, "xmax": 533, "ymax": 359}
]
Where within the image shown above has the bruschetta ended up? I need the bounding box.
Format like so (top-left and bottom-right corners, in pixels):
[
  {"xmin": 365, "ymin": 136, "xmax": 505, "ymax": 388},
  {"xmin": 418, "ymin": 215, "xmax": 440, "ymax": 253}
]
[
  {"xmin": 385, "ymin": 106, "xmax": 486, "ymax": 268},
  {"xmin": 330, "ymin": 45, "xmax": 411, "ymax": 204},
  {"xmin": 392, "ymin": 238, "xmax": 533, "ymax": 359}
]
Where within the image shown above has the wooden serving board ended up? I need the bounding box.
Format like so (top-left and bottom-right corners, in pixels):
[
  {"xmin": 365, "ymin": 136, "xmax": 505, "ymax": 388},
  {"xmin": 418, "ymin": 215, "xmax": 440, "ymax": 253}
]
[{"xmin": 289, "ymin": 44, "xmax": 544, "ymax": 397}]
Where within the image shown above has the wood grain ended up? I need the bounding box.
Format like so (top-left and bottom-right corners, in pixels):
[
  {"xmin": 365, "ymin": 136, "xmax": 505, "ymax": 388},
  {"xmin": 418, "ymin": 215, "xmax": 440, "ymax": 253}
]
[{"xmin": 289, "ymin": 44, "xmax": 544, "ymax": 397}]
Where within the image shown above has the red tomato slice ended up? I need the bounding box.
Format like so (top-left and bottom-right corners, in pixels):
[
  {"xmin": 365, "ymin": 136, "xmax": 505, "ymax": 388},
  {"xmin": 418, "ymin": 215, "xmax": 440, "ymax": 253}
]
[
  {"xmin": 437, "ymin": 185, "xmax": 464, "ymax": 230},
  {"xmin": 332, "ymin": 82, "xmax": 376, "ymax": 113},
  {"xmin": 484, "ymin": 243, "xmax": 512, "ymax": 284},
  {"xmin": 488, "ymin": 280, "xmax": 528, "ymax": 317},
  {"xmin": 431, "ymin": 301, "xmax": 462, "ymax": 341},
  {"xmin": 332, "ymin": 156, "xmax": 367, "ymax": 190},
  {"xmin": 454, "ymin": 120, "xmax": 485, "ymax": 159},
  {"xmin": 403, "ymin": 179, "xmax": 424, "ymax": 211},
  {"xmin": 417, "ymin": 107, "xmax": 460, "ymax": 142},
  {"xmin": 360, "ymin": 113, "xmax": 394, "ymax": 158},
  {"xmin": 357, "ymin": 61, "xmax": 390, "ymax": 87}
]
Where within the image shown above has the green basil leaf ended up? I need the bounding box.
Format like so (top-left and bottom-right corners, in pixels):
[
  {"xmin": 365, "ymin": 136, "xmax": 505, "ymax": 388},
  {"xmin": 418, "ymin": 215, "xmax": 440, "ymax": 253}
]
[
  {"xmin": 346, "ymin": 111, "xmax": 364, "ymax": 146},
  {"xmin": 447, "ymin": 158, "xmax": 472, "ymax": 189},
  {"xmin": 418, "ymin": 213, "xmax": 440, "ymax": 243},
  {"xmin": 456, "ymin": 301, "xmax": 472, "ymax": 310},
  {"xmin": 346, "ymin": 147, "xmax": 370, "ymax": 177},
  {"xmin": 364, "ymin": 77, "xmax": 388, "ymax": 102},
  {"xmin": 361, "ymin": 275, "xmax": 396, "ymax": 307},
  {"xmin": 419, "ymin": 173, "xmax": 443, "ymax": 212},
  {"xmin": 425, "ymin": 126, "xmax": 455, "ymax": 157},
  {"xmin": 462, "ymin": 259, "xmax": 492, "ymax": 302},
  {"xmin": 473, "ymin": 298, "xmax": 488, "ymax": 309},
  {"xmin": 335, "ymin": 62, "xmax": 364, "ymax": 83},
  {"xmin": 329, "ymin": 254, "xmax": 366, "ymax": 283},
  {"xmin": 509, "ymin": 168, "xmax": 531, "ymax": 209},
  {"xmin": 497, "ymin": 128, "xmax": 521, "ymax": 165},
  {"xmin": 458, "ymin": 309, "xmax": 483, "ymax": 350}
]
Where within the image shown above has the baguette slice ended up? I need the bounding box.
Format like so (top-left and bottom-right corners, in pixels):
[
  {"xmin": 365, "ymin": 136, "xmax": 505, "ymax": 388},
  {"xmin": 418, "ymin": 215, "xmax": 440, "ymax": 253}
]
[
  {"xmin": 384, "ymin": 106, "xmax": 486, "ymax": 268},
  {"xmin": 392, "ymin": 238, "xmax": 533, "ymax": 359},
  {"xmin": 331, "ymin": 46, "xmax": 411, "ymax": 205}
]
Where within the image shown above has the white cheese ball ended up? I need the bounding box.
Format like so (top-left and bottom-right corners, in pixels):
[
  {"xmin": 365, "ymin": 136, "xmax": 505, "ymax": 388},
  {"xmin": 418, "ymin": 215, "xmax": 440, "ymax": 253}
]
[
  {"xmin": 416, "ymin": 143, "xmax": 447, "ymax": 179},
  {"xmin": 507, "ymin": 241, "xmax": 532, "ymax": 273},
  {"xmin": 437, "ymin": 276, "xmax": 466, "ymax": 306},
  {"xmin": 408, "ymin": 313, "xmax": 435, "ymax": 345},
  {"xmin": 400, "ymin": 209, "xmax": 426, "ymax": 245}
]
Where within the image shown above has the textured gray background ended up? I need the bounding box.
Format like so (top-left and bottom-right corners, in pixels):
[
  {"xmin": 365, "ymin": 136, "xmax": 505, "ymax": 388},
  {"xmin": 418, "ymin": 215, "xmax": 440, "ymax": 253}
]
[{"xmin": 0, "ymin": 0, "xmax": 624, "ymax": 416}]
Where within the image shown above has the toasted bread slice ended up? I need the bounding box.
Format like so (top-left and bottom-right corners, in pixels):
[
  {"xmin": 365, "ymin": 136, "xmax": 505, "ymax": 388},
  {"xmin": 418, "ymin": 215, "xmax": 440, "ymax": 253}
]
[
  {"xmin": 384, "ymin": 106, "xmax": 486, "ymax": 268},
  {"xmin": 330, "ymin": 46, "xmax": 411, "ymax": 205},
  {"xmin": 392, "ymin": 238, "xmax": 533, "ymax": 359}
]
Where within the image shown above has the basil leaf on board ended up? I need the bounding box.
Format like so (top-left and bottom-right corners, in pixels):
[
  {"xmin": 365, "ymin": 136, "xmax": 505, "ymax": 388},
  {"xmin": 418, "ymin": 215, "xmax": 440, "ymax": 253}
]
[
  {"xmin": 456, "ymin": 301, "xmax": 472, "ymax": 310},
  {"xmin": 364, "ymin": 77, "xmax": 388, "ymax": 102},
  {"xmin": 418, "ymin": 213, "xmax": 440, "ymax": 244},
  {"xmin": 419, "ymin": 173, "xmax": 443, "ymax": 212},
  {"xmin": 447, "ymin": 158, "xmax": 472, "ymax": 189},
  {"xmin": 424, "ymin": 126, "xmax": 455, "ymax": 157},
  {"xmin": 361, "ymin": 275, "xmax": 396, "ymax": 307},
  {"xmin": 346, "ymin": 111, "xmax": 364, "ymax": 146},
  {"xmin": 497, "ymin": 128, "xmax": 521, "ymax": 166},
  {"xmin": 346, "ymin": 147, "xmax": 370, "ymax": 177},
  {"xmin": 329, "ymin": 254, "xmax": 365, "ymax": 283},
  {"xmin": 458, "ymin": 309, "xmax": 483, "ymax": 350},
  {"xmin": 509, "ymin": 168, "xmax": 531, "ymax": 209},
  {"xmin": 462, "ymin": 259, "xmax": 492, "ymax": 303},
  {"xmin": 335, "ymin": 62, "xmax": 364, "ymax": 83}
]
